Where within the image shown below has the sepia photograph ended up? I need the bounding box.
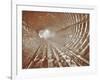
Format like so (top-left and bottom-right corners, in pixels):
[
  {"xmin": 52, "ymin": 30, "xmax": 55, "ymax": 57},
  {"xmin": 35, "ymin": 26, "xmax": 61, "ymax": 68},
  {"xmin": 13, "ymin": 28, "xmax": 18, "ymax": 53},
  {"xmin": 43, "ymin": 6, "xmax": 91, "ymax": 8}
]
[{"xmin": 22, "ymin": 11, "xmax": 90, "ymax": 69}]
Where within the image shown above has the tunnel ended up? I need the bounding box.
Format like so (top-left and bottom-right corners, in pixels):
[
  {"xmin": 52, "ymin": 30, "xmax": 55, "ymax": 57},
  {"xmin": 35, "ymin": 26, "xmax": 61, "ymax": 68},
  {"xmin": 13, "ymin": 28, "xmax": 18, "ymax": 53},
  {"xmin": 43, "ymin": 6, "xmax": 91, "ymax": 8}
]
[{"xmin": 22, "ymin": 11, "xmax": 89, "ymax": 69}]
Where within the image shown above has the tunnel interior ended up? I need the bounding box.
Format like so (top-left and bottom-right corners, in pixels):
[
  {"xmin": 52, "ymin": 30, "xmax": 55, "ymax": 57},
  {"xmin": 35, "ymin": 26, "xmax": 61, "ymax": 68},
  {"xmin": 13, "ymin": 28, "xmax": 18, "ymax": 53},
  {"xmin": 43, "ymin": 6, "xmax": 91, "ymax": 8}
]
[{"xmin": 22, "ymin": 11, "xmax": 89, "ymax": 69}]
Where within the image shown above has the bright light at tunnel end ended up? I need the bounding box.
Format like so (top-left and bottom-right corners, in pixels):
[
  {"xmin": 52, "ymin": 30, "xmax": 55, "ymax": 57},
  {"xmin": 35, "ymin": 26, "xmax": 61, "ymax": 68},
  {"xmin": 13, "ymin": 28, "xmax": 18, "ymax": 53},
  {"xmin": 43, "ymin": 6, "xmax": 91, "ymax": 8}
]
[{"xmin": 39, "ymin": 29, "xmax": 55, "ymax": 39}]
